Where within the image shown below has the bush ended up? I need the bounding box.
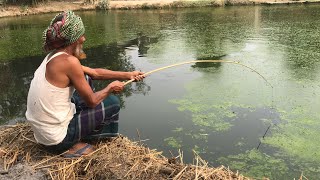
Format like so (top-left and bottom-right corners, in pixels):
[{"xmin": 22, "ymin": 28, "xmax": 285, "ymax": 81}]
[
  {"xmin": 4, "ymin": 0, "xmax": 48, "ymax": 6},
  {"xmin": 96, "ymin": 0, "xmax": 109, "ymax": 10}
]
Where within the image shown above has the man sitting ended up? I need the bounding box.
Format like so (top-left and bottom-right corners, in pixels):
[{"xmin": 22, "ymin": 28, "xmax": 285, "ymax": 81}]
[{"xmin": 26, "ymin": 10, "xmax": 144, "ymax": 157}]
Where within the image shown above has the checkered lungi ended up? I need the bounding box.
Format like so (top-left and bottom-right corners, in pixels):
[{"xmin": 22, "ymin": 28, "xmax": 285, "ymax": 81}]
[{"xmin": 45, "ymin": 75, "xmax": 120, "ymax": 153}]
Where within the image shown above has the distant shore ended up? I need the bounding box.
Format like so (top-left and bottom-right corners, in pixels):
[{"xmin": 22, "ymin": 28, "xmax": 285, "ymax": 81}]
[{"xmin": 1, "ymin": 0, "xmax": 319, "ymax": 18}]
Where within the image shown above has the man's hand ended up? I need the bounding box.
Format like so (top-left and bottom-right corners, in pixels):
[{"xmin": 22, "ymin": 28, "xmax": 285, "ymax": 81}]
[
  {"xmin": 107, "ymin": 81, "xmax": 125, "ymax": 94},
  {"xmin": 130, "ymin": 71, "xmax": 145, "ymax": 81}
]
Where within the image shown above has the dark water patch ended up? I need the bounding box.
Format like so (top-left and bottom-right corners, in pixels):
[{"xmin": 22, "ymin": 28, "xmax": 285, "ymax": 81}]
[{"xmin": 0, "ymin": 55, "xmax": 42, "ymax": 123}]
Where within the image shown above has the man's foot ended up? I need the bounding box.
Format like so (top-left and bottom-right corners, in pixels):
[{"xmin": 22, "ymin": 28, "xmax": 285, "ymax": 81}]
[{"xmin": 63, "ymin": 142, "xmax": 95, "ymax": 158}]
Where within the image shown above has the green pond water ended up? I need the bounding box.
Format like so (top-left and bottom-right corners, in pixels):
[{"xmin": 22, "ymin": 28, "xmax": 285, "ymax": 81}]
[{"xmin": 1, "ymin": 5, "xmax": 320, "ymax": 179}]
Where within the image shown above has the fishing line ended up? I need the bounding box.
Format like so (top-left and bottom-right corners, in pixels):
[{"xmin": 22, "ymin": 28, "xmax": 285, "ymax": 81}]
[{"xmin": 257, "ymin": 85, "xmax": 276, "ymax": 150}]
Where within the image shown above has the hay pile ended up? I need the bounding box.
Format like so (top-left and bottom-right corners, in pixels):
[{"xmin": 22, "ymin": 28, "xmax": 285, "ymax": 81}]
[{"xmin": 0, "ymin": 123, "xmax": 253, "ymax": 180}]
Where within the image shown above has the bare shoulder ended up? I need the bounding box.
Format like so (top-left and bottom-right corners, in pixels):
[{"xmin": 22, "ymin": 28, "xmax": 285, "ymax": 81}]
[
  {"xmin": 65, "ymin": 54, "xmax": 81, "ymax": 65},
  {"xmin": 46, "ymin": 54, "xmax": 83, "ymax": 88},
  {"xmin": 61, "ymin": 55, "xmax": 85, "ymax": 77},
  {"xmin": 49, "ymin": 53, "xmax": 75, "ymax": 64},
  {"xmin": 52, "ymin": 54, "xmax": 82, "ymax": 69},
  {"xmin": 48, "ymin": 54, "xmax": 83, "ymax": 77}
]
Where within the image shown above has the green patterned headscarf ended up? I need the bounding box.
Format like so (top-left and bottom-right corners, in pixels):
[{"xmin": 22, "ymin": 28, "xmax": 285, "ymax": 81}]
[{"xmin": 43, "ymin": 11, "xmax": 85, "ymax": 52}]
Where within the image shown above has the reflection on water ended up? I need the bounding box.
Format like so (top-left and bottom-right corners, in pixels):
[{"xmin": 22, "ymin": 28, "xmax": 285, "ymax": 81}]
[
  {"xmin": 1, "ymin": 5, "xmax": 320, "ymax": 179},
  {"xmin": 0, "ymin": 57, "xmax": 39, "ymax": 121},
  {"xmin": 120, "ymin": 33, "xmax": 159, "ymax": 57},
  {"xmin": 191, "ymin": 55, "xmax": 226, "ymax": 69}
]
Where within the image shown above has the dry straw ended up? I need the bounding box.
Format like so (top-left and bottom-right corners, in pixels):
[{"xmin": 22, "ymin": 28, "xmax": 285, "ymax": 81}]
[{"xmin": 0, "ymin": 123, "xmax": 255, "ymax": 180}]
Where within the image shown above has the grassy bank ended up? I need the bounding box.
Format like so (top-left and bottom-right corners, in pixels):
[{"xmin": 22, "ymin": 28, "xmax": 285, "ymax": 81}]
[
  {"xmin": 0, "ymin": 0, "xmax": 220, "ymax": 18},
  {"xmin": 1, "ymin": 0, "xmax": 319, "ymax": 18}
]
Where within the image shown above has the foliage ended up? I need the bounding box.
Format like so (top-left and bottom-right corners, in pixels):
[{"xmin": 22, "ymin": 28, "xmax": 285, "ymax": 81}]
[
  {"xmin": 96, "ymin": 0, "xmax": 109, "ymax": 10},
  {"xmin": 3, "ymin": 0, "xmax": 48, "ymax": 6},
  {"xmin": 20, "ymin": 4, "xmax": 28, "ymax": 12}
]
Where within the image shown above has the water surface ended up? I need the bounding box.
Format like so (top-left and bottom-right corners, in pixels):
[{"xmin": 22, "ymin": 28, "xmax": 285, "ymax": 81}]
[{"xmin": 1, "ymin": 5, "xmax": 320, "ymax": 179}]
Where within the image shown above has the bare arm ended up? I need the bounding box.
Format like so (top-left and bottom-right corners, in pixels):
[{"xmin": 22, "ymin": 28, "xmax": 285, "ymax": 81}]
[
  {"xmin": 82, "ymin": 66, "xmax": 145, "ymax": 81},
  {"xmin": 68, "ymin": 58, "xmax": 124, "ymax": 108}
]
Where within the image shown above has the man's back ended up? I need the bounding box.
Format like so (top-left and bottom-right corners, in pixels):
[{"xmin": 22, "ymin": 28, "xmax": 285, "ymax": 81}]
[
  {"xmin": 45, "ymin": 52, "xmax": 73, "ymax": 88},
  {"xmin": 26, "ymin": 52, "xmax": 76, "ymax": 146}
]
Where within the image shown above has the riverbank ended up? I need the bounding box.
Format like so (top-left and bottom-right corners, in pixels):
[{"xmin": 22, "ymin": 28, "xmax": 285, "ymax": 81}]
[
  {"xmin": 1, "ymin": 0, "xmax": 320, "ymax": 18},
  {"xmin": 0, "ymin": 123, "xmax": 253, "ymax": 179}
]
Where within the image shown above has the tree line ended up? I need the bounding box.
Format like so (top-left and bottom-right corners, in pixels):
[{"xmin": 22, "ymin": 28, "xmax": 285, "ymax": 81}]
[{"xmin": 1, "ymin": 0, "xmax": 97, "ymax": 6}]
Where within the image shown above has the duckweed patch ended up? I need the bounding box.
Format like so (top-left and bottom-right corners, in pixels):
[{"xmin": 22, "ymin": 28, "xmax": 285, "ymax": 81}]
[
  {"xmin": 169, "ymin": 98, "xmax": 238, "ymax": 132},
  {"xmin": 263, "ymin": 120, "xmax": 320, "ymax": 162},
  {"xmin": 164, "ymin": 136, "xmax": 182, "ymax": 149},
  {"xmin": 218, "ymin": 149, "xmax": 289, "ymax": 179}
]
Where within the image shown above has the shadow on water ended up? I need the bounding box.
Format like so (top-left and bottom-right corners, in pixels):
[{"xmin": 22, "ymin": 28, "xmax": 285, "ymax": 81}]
[{"xmin": 0, "ymin": 34, "xmax": 156, "ymax": 124}]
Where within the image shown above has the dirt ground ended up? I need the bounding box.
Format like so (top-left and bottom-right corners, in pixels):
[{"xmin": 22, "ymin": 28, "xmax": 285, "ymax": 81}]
[
  {"xmin": 0, "ymin": 163, "xmax": 47, "ymax": 180},
  {"xmin": 0, "ymin": 0, "xmax": 177, "ymax": 18},
  {"xmin": 0, "ymin": 1, "xmax": 95, "ymax": 18},
  {"xmin": 0, "ymin": 0, "xmax": 313, "ymax": 18}
]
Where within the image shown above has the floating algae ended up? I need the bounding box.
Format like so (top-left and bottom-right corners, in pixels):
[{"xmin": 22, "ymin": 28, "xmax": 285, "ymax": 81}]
[
  {"xmin": 164, "ymin": 136, "xmax": 183, "ymax": 149},
  {"xmin": 218, "ymin": 149, "xmax": 289, "ymax": 179}
]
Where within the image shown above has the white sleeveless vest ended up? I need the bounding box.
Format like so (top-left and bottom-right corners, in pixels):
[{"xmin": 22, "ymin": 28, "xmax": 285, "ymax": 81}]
[{"xmin": 26, "ymin": 52, "xmax": 76, "ymax": 145}]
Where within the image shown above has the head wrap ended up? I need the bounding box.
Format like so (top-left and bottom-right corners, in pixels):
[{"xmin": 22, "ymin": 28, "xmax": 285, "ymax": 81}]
[{"xmin": 42, "ymin": 11, "xmax": 85, "ymax": 52}]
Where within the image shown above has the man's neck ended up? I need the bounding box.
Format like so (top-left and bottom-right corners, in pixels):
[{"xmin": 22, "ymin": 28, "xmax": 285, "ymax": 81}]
[{"xmin": 58, "ymin": 46, "xmax": 74, "ymax": 55}]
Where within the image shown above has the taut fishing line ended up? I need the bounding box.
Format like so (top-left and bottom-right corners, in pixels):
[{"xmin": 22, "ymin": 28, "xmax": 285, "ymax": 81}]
[{"xmin": 257, "ymin": 82, "xmax": 276, "ymax": 150}]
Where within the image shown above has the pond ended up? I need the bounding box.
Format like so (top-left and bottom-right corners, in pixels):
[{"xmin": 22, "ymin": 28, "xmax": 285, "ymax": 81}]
[{"xmin": 1, "ymin": 5, "xmax": 320, "ymax": 179}]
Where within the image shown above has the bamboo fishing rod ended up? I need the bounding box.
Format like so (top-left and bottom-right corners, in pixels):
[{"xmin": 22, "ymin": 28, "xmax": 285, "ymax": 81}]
[{"xmin": 124, "ymin": 60, "xmax": 273, "ymax": 88}]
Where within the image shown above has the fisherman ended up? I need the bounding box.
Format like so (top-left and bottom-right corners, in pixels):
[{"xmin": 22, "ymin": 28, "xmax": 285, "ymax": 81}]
[{"xmin": 25, "ymin": 11, "xmax": 144, "ymax": 158}]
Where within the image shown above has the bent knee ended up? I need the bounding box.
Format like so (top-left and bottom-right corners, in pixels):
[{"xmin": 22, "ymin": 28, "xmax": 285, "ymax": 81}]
[
  {"xmin": 103, "ymin": 95, "xmax": 120, "ymax": 108},
  {"xmin": 102, "ymin": 95, "xmax": 121, "ymax": 118}
]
